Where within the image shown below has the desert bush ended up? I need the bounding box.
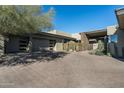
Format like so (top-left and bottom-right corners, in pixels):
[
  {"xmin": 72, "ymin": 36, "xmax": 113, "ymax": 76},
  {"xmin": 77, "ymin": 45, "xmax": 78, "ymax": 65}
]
[
  {"xmin": 94, "ymin": 50, "xmax": 105, "ymax": 56},
  {"xmin": 63, "ymin": 41, "xmax": 82, "ymax": 52},
  {"xmin": 89, "ymin": 40, "xmax": 105, "ymax": 56}
]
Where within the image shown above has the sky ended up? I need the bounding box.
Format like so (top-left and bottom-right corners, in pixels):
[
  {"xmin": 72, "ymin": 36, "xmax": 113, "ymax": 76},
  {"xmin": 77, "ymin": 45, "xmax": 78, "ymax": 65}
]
[{"xmin": 44, "ymin": 5, "xmax": 124, "ymax": 34}]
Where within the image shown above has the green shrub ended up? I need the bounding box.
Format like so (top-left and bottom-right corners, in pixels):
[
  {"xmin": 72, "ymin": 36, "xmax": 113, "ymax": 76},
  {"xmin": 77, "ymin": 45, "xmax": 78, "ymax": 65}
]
[
  {"xmin": 95, "ymin": 50, "xmax": 104, "ymax": 56},
  {"xmin": 89, "ymin": 40, "xmax": 105, "ymax": 56}
]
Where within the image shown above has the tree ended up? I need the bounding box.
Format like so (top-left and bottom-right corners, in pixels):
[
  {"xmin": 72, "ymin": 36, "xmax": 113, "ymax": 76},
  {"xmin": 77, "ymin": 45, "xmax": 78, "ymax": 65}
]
[{"xmin": 0, "ymin": 5, "xmax": 54, "ymax": 34}]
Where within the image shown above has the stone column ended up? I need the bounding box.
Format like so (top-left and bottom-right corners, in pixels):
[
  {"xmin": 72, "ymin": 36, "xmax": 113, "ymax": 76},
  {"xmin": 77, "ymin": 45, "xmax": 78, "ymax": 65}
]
[
  {"xmin": 0, "ymin": 34, "xmax": 5, "ymax": 56},
  {"xmin": 80, "ymin": 33, "xmax": 89, "ymax": 51}
]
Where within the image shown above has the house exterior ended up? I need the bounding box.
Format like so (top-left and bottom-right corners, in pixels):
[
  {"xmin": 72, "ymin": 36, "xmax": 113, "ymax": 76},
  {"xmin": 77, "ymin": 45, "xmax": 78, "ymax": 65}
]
[
  {"xmin": 80, "ymin": 29, "xmax": 107, "ymax": 51},
  {"xmin": 0, "ymin": 31, "xmax": 76, "ymax": 55},
  {"xmin": 79, "ymin": 25, "xmax": 124, "ymax": 58},
  {"xmin": 79, "ymin": 25, "xmax": 123, "ymax": 57},
  {"xmin": 79, "ymin": 8, "xmax": 124, "ymax": 58},
  {"xmin": 107, "ymin": 8, "xmax": 124, "ymax": 58},
  {"xmin": 115, "ymin": 8, "xmax": 124, "ymax": 58},
  {"xmin": 107, "ymin": 25, "xmax": 124, "ymax": 58}
]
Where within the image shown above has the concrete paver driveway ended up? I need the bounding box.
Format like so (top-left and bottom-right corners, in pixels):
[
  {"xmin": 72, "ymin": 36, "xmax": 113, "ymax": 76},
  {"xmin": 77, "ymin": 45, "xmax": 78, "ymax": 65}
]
[{"xmin": 0, "ymin": 51, "xmax": 124, "ymax": 88}]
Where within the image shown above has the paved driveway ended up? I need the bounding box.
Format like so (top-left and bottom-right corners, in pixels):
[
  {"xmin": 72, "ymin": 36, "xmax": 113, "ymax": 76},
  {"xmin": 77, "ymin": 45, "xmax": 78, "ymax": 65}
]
[{"xmin": 0, "ymin": 51, "xmax": 124, "ymax": 88}]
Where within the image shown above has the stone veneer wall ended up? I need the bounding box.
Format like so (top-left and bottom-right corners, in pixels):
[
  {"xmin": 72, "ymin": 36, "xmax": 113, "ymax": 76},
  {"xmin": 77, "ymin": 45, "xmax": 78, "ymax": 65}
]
[{"xmin": 0, "ymin": 34, "xmax": 4, "ymax": 55}]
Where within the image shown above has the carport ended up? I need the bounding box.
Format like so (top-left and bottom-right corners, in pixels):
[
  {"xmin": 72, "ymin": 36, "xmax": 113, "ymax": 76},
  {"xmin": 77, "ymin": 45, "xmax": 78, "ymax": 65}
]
[
  {"xmin": 84, "ymin": 29, "xmax": 107, "ymax": 42},
  {"xmin": 80, "ymin": 29, "xmax": 107, "ymax": 50}
]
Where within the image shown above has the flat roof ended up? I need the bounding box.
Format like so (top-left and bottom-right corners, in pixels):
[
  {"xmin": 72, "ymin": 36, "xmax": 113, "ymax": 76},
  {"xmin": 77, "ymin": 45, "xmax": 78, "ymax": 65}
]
[
  {"xmin": 80, "ymin": 29, "xmax": 107, "ymax": 39},
  {"xmin": 4, "ymin": 31, "xmax": 76, "ymax": 40},
  {"xmin": 34, "ymin": 31, "xmax": 76, "ymax": 40}
]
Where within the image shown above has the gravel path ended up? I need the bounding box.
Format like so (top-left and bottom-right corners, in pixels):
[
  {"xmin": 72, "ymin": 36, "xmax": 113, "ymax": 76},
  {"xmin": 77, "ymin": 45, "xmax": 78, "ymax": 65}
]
[{"xmin": 0, "ymin": 51, "xmax": 124, "ymax": 88}]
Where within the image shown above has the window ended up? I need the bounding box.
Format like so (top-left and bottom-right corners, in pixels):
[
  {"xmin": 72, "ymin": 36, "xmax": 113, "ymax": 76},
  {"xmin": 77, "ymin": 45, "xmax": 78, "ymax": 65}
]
[{"xmin": 109, "ymin": 34, "xmax": 118, "ymax": 43}]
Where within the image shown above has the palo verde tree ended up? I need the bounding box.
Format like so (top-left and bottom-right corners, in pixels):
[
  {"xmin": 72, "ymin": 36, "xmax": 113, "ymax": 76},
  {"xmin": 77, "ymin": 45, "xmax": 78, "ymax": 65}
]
[
  {"xmin": 0, "ymin": 5, "xmax": 54, "ymax": 34},
  {"xmin": 0, "ymin": 5, "xmax": 54, "ymax": 52}
]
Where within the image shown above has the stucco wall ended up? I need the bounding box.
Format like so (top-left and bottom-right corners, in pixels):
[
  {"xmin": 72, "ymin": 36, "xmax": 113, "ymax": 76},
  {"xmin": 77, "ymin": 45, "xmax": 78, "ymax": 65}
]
[
  {"xmin": 116, "ymin": 29, "xmax": 124, "ymax": 57},
  {"xmin": 117, "ymin": 29, "xmax": 124, "ymax": 47},
  {"xmin": 54, "ymin": 39, "xmax": 64, "ymax": 51},
  {"xmin": 108, "ymin": 29, "xmax": 124, "ymax": 57},
  {"xmin": 93, "ymin": 43, "xmax": 98, "ymax": 50},
  {"xmin": 108, "ymin": 43, "xmax": 117, "ymax": 57},
  {"xmin": 107, "ymin": 26, "xmax": 117, "ymax": 35}
]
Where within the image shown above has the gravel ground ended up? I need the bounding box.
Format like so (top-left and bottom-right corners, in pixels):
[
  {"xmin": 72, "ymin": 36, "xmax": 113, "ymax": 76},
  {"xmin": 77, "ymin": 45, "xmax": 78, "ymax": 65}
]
[{"xmin": 0, "ymin": 51, "xmax": 124, "ymax": 88}]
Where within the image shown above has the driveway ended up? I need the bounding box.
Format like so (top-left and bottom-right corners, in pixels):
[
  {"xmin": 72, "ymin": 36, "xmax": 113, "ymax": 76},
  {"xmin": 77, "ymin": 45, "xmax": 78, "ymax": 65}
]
[{"xmin": 0, "ymin": 51, "xmax": 124, "ymax": 88}]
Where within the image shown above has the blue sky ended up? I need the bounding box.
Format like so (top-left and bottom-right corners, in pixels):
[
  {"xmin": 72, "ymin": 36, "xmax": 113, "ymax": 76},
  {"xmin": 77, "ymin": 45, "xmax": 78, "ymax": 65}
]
[{"xmin": 44, "ymin": 5, "xmax": 124, "ymax": 34}]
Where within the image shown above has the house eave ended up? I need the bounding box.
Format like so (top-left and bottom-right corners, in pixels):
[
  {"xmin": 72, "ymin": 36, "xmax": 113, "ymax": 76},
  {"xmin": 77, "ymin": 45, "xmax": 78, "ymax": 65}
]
[
  {"xmin": 115, "ymin": 8, "xmax": 124, "ymax": 30},
  {"xmin": 80, "ymin": 29, "xmax": 107, "ymax": 39}
]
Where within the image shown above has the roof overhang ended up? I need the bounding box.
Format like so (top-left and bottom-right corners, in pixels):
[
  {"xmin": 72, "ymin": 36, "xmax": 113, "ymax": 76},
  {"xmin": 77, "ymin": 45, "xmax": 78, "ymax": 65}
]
[
  {"xmin": 115, "ymin": 8, "xmax": 124, "ymax": 30},
  {"xmin": 82, "ymin": 29, "xmax": 107, "ymax": 39},
  {"xmin": 34, "ymin": 32, "xmax": 76, "ymax": 40},
  {"xmin": 3, "ymin": 31, "xmax": 76, "ymax": 41}
]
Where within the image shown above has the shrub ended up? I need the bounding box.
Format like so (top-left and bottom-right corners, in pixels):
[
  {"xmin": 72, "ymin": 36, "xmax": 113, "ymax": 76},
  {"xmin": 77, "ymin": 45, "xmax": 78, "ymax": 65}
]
[
  {"xmin": 89, "ymin": 40, "xmax": 105, "ymax": 56},
  {"xmin": 95, "ymin": 50, "xmax": 104, "ymax": 56}
]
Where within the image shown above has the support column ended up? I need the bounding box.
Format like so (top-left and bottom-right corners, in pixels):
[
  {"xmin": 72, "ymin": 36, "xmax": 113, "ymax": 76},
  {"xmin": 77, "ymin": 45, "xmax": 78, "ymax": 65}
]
[{"xmin": 80, "ymin": 33, "xmax": 89, "ymax": 51}]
